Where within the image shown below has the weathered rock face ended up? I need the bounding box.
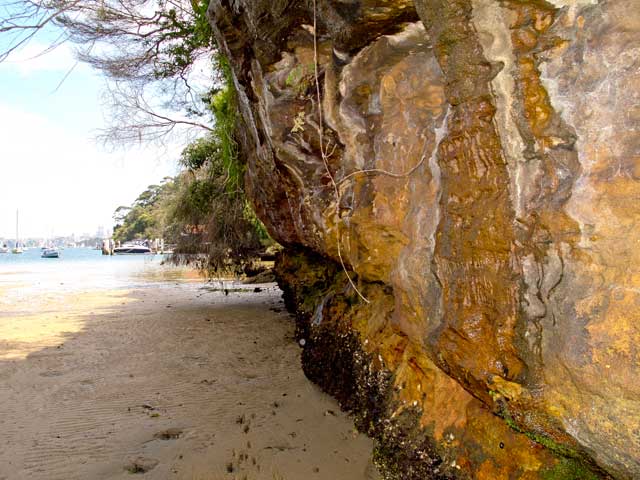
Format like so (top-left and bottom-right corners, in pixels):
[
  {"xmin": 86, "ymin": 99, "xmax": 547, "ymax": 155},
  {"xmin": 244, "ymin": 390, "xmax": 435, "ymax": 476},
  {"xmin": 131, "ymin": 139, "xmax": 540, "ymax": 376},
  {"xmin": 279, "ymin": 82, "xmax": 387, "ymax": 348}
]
[{"xmin": 208, "ymin": 0, "xmax": 640, "ymax": 478}]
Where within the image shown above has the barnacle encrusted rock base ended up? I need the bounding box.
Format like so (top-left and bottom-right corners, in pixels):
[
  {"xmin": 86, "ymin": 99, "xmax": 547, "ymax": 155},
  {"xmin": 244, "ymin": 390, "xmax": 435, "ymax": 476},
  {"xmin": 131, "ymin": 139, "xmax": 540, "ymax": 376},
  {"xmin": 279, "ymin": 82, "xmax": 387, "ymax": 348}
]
[
  {"xmin": 275, "ymin": 250, "xmax": 604, "ymax": 479},
  {"xmin": 208, "ymin": 0, "xmax": 640, "ymax": 478}
]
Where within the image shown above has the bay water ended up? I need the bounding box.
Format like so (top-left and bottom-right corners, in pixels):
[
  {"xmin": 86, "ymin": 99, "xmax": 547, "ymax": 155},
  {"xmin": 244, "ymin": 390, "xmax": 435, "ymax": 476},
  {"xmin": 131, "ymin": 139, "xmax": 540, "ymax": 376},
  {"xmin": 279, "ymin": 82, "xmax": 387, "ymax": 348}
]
[{"xmin": 0, "ymin": 248, "xmax": 196, "ymax": 303}]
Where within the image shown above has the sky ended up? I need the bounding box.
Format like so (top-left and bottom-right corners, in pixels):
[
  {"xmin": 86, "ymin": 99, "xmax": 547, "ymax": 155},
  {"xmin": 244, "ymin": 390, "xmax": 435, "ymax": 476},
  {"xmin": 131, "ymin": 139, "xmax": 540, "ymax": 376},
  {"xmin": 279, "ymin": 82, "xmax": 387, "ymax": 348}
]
[{"xmin": 0, "ymin": 41, "xmax": 182, "ymax": 239}]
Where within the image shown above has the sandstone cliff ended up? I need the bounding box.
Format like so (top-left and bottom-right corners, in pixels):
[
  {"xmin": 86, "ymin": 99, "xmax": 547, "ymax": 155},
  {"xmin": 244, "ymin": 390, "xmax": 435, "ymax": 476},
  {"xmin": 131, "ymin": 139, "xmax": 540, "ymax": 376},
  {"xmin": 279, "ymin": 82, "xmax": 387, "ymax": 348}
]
[{"xmin": 207, "ymin": 1, "xmax": 640, "ymax": 478}]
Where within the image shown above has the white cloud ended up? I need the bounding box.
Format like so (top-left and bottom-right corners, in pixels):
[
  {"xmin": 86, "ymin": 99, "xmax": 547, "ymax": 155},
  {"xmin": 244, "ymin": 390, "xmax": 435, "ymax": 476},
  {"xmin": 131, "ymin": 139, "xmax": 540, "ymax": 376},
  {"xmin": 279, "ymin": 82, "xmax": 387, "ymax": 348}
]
[
  {"xmin": 0, "ymin": 37, "xmax": 204, "ymax": 239},
  {"xmin": 1, "ymin": 42, "xmax": 90, "ymax": 77},
  {"xmin": 0, "ymin": 102, "xmax": 179, "ymax": 239}
]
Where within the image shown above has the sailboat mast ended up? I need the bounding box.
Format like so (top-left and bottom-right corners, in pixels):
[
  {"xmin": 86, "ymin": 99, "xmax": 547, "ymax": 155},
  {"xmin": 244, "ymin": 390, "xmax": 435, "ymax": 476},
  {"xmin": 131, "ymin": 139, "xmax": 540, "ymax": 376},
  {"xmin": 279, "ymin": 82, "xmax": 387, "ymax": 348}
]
[{"xmin": 15, "ymin": 209, "xmax": 18, "ymax": 246}]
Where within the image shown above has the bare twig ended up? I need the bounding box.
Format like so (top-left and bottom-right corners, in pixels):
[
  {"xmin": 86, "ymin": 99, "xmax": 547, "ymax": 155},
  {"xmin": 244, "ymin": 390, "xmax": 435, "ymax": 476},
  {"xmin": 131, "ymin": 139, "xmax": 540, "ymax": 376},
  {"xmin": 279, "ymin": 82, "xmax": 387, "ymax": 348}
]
[
  {"xmin": 0, "ymin": 0, "xmax": 214, "ymax": 147},
  {"xmin": 312, "ymin": 0, "xmax": 369, "ymax": 304},
  {"xmin": 337, "ymin": 153, "xmax": 427, "ymax": 186}
]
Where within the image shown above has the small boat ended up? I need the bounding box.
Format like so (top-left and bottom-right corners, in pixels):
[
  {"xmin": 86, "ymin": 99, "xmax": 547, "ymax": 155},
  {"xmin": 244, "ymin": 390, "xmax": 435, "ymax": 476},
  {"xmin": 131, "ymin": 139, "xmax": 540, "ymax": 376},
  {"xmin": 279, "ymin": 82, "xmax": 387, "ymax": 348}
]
[
  {"xmin": 113, "ymin": 243, "xmax": 152, "ymax": 255},
  {"xmin": 0, "ymin": 244, "xmax": 8, "ymax": 254},
  {"xmin": 12, "ymin": 210, "xmax": 23, "ymax": 254},
  {"xmin": 41, "ymin": 248, "xmax": 60, "ymax": 258}
]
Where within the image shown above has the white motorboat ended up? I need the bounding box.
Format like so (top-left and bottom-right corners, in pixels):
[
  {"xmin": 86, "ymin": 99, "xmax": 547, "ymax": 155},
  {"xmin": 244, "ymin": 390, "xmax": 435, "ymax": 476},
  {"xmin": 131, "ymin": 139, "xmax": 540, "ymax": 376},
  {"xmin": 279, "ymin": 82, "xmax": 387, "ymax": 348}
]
[
  {"xmin": 113, "ymin": 243, "xmax": 152, "ymax": 254},
  {"xmin": 0, "ymin": 244, "xmax": 8, "ymax": 253},
  {"xmin": 41, "ymin": 248, "xmax": 60, "ymax": 258}
]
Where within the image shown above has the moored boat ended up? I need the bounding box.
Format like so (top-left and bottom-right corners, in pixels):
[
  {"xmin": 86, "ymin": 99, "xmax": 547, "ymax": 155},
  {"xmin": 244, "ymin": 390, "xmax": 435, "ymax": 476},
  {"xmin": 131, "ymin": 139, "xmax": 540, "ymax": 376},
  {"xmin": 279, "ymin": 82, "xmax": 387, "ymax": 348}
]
[
  {"xmin": 113, "ymin": 243, "xmax": 152, "ymax": 255},
  {"xmin": 12, "ymin": 210, "xmax": 23, "ymax": 254},
  {"xmin": 41, "ymin": 248, "xmax": 60, "ymax": 258}
]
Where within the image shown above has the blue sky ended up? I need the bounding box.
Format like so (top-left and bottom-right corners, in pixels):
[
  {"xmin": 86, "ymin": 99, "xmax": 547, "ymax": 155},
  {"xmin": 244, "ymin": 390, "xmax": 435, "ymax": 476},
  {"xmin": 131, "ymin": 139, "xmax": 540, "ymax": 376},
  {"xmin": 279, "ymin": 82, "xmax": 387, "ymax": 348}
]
[{"xmin": 0, "ymin": 41, "xmax": 181, "ymax": 239}]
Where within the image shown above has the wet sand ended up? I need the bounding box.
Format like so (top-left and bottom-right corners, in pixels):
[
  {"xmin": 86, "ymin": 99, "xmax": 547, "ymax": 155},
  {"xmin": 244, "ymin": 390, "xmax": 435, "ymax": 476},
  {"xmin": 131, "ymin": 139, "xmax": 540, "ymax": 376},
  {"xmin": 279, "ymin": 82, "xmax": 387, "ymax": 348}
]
[{"xmin": 0, "ymin": 281, "xmax": 377, "ymax": 479}]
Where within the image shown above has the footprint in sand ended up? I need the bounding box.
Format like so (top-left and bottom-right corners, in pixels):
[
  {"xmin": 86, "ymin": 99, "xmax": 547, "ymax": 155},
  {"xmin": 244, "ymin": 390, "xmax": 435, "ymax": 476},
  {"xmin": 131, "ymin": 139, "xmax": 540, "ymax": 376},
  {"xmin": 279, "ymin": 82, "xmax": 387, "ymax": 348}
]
[
  {"xmin": 153, "ymin": 428, "xmax": 183, "ymax": 440},
  {"xmin": 124, "ymin": 455, "xmax": 159, "ymax": 474}
]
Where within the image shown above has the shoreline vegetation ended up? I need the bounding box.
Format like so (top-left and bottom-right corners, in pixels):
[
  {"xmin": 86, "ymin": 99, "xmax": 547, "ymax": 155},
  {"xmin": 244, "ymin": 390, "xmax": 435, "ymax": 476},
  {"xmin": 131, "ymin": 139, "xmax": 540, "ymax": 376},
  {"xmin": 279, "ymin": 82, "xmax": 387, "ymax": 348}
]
[{"xmin": 111, "ymin": 56, "xmax": 278, "ymax": 279}]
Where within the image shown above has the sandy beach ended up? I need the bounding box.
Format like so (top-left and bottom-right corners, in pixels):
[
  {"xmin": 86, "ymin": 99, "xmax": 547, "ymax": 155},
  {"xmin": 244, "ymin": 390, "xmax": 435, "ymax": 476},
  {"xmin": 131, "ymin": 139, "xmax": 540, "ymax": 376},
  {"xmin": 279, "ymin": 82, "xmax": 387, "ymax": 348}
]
[{"xmin": 0, "ymin": 269, "xmax": 377, "ymax": 479}]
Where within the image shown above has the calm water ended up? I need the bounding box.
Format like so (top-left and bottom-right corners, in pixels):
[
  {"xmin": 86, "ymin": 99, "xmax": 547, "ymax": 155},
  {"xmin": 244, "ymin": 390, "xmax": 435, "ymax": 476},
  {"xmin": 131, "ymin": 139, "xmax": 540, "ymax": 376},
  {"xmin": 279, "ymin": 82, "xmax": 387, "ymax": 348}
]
[{"xmin": 0, "ymin": 248, "xmax": 196, "ymax": 298}]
